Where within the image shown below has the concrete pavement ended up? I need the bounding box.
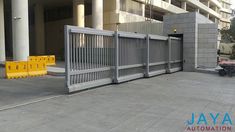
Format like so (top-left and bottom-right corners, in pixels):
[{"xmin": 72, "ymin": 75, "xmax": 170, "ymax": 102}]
[
  {"xmin": 0, "ymin": 72, "xmax": 235, "ymax": 132},
  {"xmin": 0, "ymin": 75, "xmax": 65, "ymax": 110}
]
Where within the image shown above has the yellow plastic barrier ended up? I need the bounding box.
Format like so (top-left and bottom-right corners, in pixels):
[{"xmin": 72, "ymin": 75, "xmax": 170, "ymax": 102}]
[
  {"xmin": 28, "ymin": 61, "xmax": 47, "ymax": 77},
  {"xmin": 47, "ymin": 55, "xmax": 56, "ymax": 65},
  {"xmin": 28, "ymin": 55, "xmax": 56, "ymax": 66},
  {"xmin": 5, "ymin": 61, "xmax": 28, "ymax": 79},
  {"xmin": 28, "ymin": 56, "xmax": 38, "ymax": 62}
]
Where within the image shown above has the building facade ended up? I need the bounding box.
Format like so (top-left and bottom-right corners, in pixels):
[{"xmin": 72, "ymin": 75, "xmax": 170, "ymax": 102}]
[
  {"xmin": 220, "ymin": 0, "xmax": 232, "ymax": 29},
  {"xmin": 0, "ymin": 0, "xmax": 232, "ymax": 62}
]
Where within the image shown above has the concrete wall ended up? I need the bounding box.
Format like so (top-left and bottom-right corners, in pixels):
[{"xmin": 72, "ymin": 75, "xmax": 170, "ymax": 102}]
[
  {"xmin": 118, "ymin": 21, "xmax": 163, "ymax": 35},
  {"xmin": 198, "ymin": 24, "xmax": 218, "ymax": 68},
  {"xmin": 163, "ymin": 12, "xmax": 218, "ymax": 71},
  {"xmin": 164, "ymin": 13, "xmax": 197, "ymax": 71}
]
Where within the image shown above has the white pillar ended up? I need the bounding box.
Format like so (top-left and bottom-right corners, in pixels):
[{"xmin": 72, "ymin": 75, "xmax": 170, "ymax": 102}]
[
  {"xmin": 181, "ymin": 2, "xmax": 187, "ymax": 10},
  {"xmin": 0, "ymin": 0, "xmax": 5, "ymax": 62},
  {"xmin": 12, "ymin": 0, "xmax": 29, "ymax": 61},
  {"xmin": 216, "ymin": 7, "xmax": 218, "ymax": 13},
  {"xmin": 92, "ymin": 0, "xmax": 103, "ymax": 30},
  {"xmin": 35, "ymin": 4, "xmax": 45, "ymax": 55},
  {"xmin": 142, "ymin": 4, "xmax": 145, "ymax": 17},
  {"xmin": 116, "ymin": 0, "xmax": 120, "ymax": 13},
  {"xmin": 207, "ymin": 1, "xmax": 210, "ymax": 7},
  {"xmin": 195, "ymin": 8, "xmax": 199, "ymax": 13},
  {"xmin": 73, "ymin": 0, "xmax": 85, "ymax": 27}
]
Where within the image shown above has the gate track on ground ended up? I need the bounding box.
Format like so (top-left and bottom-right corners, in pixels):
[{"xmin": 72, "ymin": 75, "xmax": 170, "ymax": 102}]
[{"xmin": 0, "ymin": 95, "xmax": 63, "ymax": 112}]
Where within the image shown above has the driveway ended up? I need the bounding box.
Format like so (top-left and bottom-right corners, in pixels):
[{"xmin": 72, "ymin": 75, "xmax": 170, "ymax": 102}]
[
  {"xmin": 0, "ymin": 72, "xmax": 235, "ymax": 132},
  {"xmin": 0, "ymin": 75, "xmax": 65, "ymax": 110}
]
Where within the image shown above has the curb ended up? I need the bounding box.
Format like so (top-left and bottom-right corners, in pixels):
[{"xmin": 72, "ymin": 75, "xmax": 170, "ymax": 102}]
[
  {"xmin": 47, "ymin": 71, "xmax": 65, "ymax": 76},
  {"xmin": 195, "ymin": 68, "xmax": 218, "ymax": 75}
]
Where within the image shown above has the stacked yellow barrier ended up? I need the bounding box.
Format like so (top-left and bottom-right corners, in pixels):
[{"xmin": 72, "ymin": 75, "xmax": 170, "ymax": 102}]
[
  {"xmin": 47, "ymin": 55, "xmax": 56, "ymax": 65},
  {"xmin": 28, "ymin": 55, "xmax": 56, "ymax": 66},
  {"xmin": 28, "ymin": 56, "xmax": 38, "ymax": 62},
  {"xmin": 5, "ymin": 55, "xmax": 55, "ymax": 79},
  {"xmin": 5, "ymin": 61, "xmax": 28, "ymax": 79}
]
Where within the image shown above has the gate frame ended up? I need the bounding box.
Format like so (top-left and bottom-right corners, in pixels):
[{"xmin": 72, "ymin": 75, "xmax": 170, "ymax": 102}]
[{"xmin": 65, "ymin": 25, "xmax": 183, "ymax": 93}]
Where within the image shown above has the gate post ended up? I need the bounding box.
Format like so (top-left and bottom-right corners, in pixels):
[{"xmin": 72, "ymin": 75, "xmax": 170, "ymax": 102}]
[
  {"xmin": 145, "ymin": 34, "xmax": 150, "ymax": 77},
  {"xmin": 64, "ymin": 25, "xmax": 71, "ymax": 91},
  {"xmin": 114, "ymin": 31, "xmax": 119, "ymax": 83},
  {"xmin": 167, "ymin": 36, "xmax": 172, "ymax": 74}
]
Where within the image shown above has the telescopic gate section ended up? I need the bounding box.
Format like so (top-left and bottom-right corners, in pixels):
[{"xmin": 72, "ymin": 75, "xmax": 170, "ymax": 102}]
[
  {"xmin": 65, "ymin": 26, "xmax": 183, "ymax": 93},
  {"xmin": 65, "ymin": 27, "xmax": 115, "ymax": 92}
]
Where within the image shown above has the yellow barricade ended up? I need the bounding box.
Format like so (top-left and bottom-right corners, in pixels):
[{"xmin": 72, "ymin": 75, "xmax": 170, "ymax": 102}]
[
  {"xmin": 28, "ymin": 56, "xmax": 38, "ymax": 62},
  {"xmin": 5, "ymin": 61, "xmax": 28, "ymax": 79},
  {"xmin": 47, "ymin": 55, "xmax": 56, "ymax": 65},
  {"xmin": 28, "ymin": 55, "xmax": 56, "ymax": 66},
  {"xmin": 28, "ymin": 61, "xmax": 47, "ymax": 77}
]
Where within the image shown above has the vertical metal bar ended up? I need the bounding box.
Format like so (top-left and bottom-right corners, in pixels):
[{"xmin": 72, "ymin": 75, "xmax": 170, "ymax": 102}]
[
  {"xmin": 99, "ymin": 36, "xmax": 102, "ymax": 79},
  {"xmin": 70, "ymin": 34, "xmax": 73, "ymax": 85},
  {"xmin": 114, "ymin": 31, "xmax": 119, "ymax": 83},
  {"xmin": 100, "ymin": 36, "xmax": 102, "ymax": 80},
  {"xmin": 167, "ymin": 37, "xmax": 172, "ymax": 74},
  {"xmin": 99, "ymin": 36, "xmax": 101, "ymax": 79},
  {"xmin": 81, "ymin": 34, "xmax": 84, "ymax": 83},
  {"xmin": 75, "ymin": 33, "xmax": 78, "ymax": 84},
  {"xmin": 79, "ymin": 34, "xmax": 81, "ymax": 83},
  {"xmin": 92, "ymin": 35, "xmax": 94, "ymax": 81},
  {"xmin": 104, "ymin": 37, "xmax": 106, "ymax": 67},
  {"xmin": 73, "ymin": 34, "xmax": 76, "ymax": 85},
  {"xmin": 96, "ymin": 35, "xmax": 98, "ymax": 80},
  {"xmin": 102, "ymin": 36, "xmax": 104, "ymax": 80},
  {"xmin": 83, "ymin": 35, "xmax": 86, "ymax": 82},
  {"xmin": 84, "ymin": 35, "xmax": 89, "ymax": 82},
  {"xmin": 89, "ymin": 35, "xmax": 91, "ymax": 81},
  {"xmin": 145, "ymin": 34, "xmax": 150, "ymax": 77},
  {"xmin": 95, "ymin": 35, "xmax": 98, "ymax": 80}
]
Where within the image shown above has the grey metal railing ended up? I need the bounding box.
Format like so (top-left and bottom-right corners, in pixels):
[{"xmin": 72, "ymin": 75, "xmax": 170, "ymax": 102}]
[{"xmin": 65, "ymin": 26, "xmax": 183, "ymax": 93}]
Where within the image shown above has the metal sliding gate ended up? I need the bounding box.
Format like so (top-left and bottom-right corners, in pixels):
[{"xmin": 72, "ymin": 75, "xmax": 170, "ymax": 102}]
[{"xmin": 65, "ymin": 26, "xmax": 183, "ymax": 93}]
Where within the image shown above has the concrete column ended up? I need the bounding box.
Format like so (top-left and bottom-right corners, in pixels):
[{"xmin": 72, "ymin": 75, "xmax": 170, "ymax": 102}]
[
  {"xmin": 34, "ymin": 4, "xmax": 45, "ymax": 55},
  {"xmin": 0, "ymin": 0, "xmax": 5, "ymax": 62},
  {"xmin": 181, "ymin": 2, "xmax": 187, "ymax": 10},
  {"xmin": 215, "ymin": 7, "xmax": 218, "ymax": 13},
  {"xmin": 12, "ymin": 0, "xmax": 29, "ymax": 61},
  {"xmin": 207, "ymin": 13, "xmax": 210, "ymax": 18},
  {"xmin": 142, "ymin": 4, "xmax": 145, "ymax": 17},
  {"xmin": 207, "ymin": 1, "xmax": 210, "ymax": 7},
  {"xmin": 73, "ymin": 0, "xmax": 85, "ymax": 27},
  {"xmin": 195, "ymin": 8, "xmax": 199, "ymax": 13},
  {"xmin": 214, "ymin": 18, "xmax": 218, "ymax": 23},
  {"xmin": 92, "ymin": 0, "xmax": 103, "ymax": 30},
  {"xmin": 116, "ymin": 0, "xmax": 120, "ymax": 13}
]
